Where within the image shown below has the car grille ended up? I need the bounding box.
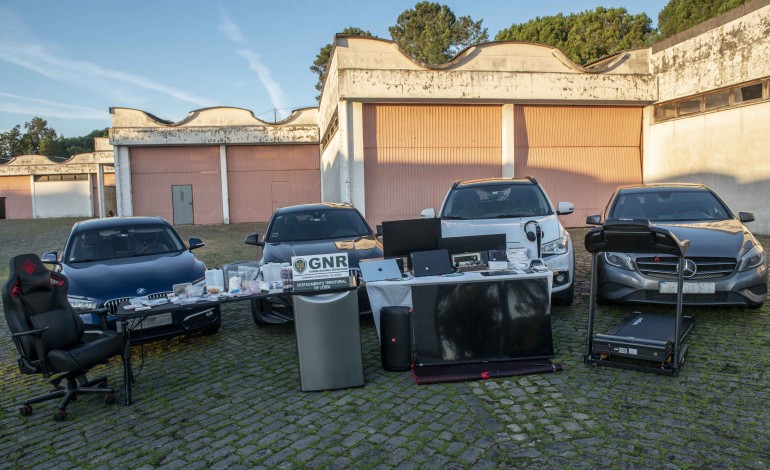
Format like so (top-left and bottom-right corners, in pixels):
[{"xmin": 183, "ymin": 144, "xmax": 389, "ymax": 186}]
[
  {"xmin": 104, "ymin": 292, "xmax": 170, "ymax": 314},
  {"xmin": 626, "ymin": 290, "xmax": 748, "ymax": 305},
  {"xmin": 636, "ymin": 256, "xmax": 736, "ymax": 280}
]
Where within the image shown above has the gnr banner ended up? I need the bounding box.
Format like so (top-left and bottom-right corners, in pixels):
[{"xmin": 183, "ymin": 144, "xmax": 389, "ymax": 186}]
[{"xmin": 291, "ymin": 253, "xmax": 352, "ymax": 293}]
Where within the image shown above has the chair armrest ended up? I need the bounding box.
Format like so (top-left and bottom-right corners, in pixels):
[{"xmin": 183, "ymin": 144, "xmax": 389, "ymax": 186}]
[
  {"xmin": 10, "ymin": 327, "xmax": 50, "ymax": 376},
  {"xmin": 11, "ymin": 326, "xmax": 49, "ymax": 337},
  {"xmin": 82, "ymin": 307, "xmax": 111, "ymax": 331}
]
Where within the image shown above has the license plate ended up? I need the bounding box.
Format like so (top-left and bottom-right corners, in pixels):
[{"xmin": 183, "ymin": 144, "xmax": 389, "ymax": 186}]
[
  {"xmin": 118, "ymin": 312, "xmax": 173, "ymax": 332},
  {"xmin": 659, "ymin": 282, "xmax": 716, "ymax": 294}
]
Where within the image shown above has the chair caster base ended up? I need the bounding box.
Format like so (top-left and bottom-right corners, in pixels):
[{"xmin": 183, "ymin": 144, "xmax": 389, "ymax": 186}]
[{"xmin": 54, "ymin": 409, "xmax": 67, "ymax": 422}]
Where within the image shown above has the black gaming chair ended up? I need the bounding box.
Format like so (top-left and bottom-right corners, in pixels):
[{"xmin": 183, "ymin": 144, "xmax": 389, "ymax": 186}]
[{"xmin": 2, "ymin": 253, "xmax": 125, "ymax": 421}]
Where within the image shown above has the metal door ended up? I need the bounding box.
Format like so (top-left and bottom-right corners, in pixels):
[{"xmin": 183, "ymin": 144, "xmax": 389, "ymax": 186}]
[
  {"xmin": 0, "ymin": 197, "xmax": 5, "ymax": 219},
  {"xmin": 172, "ymin": 185, "xmax": 193, "ymax": 225}
]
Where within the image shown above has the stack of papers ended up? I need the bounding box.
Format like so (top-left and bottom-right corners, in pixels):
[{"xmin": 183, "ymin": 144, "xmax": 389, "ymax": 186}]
[{"xmin": 506, "ymin": 248, "xmax": 530, "ymax": 269}]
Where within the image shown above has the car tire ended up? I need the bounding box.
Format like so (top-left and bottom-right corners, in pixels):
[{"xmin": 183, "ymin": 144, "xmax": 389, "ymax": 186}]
[
  {"xmin": 202, "ymin": 319, "xmax": 221, "ymax": 335},
  {"xmin": 748, "ymin": 301, "xmax": 764, "ymax": 309},
  {"xmin": 551, "ymin": 282, "xmax": 574, "ymax": 306}
]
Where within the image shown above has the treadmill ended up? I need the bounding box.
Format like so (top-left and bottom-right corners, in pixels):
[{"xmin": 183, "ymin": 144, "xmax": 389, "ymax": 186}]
[{"xmin": 583, "ymin": 218, "xmax": 694, "ymax": 376}]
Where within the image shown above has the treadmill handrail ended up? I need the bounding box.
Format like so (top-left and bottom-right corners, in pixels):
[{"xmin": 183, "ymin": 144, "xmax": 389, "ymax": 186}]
[{"xmin": 584, "ymin": 218, "xmax": 690, "ymax": 257}]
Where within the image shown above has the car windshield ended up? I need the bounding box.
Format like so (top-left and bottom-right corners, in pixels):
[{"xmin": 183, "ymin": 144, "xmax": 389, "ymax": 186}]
[
  {"xmin": 66, "ymin": 224, "xmax": 184, "ymax": 262},
  {"xmin": 442, "ymin": 184, "xmax": 552, "ymax": 219},
  {"xmin": 610, "ymin": 190, "xmax": 731, "ymax": 222},
  {"xmin": 267, "ymin": 209, "xmax": 371, "ymax": 243}
]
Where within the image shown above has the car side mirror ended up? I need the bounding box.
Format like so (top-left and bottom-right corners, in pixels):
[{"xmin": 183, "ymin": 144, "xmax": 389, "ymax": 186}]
[
  {"xmin": 739, "ymin": 212, "xmax": 755, "ymax": 223},
  {"xmin": 420, "ymin": 208, "xmax": 436, "ymax": 218},
  {"xmin": 586, "ymin": 214, "xmax": 602, "ymax": 225},
  {"xmin": 557, "ymin": 202, "xmax": 574, "ymax": 216},
  {"xmin": 244, "ymin": 233, "xmax": 264, "ymax": 247},
  {"xmin": 41, "ymin": 251, "xmax": 60, "ymax": 265},
  {"xmin": 375, "ymin": 225, "xmax": 383, "ymax": 237},
  {"xmin": 188, "ymin": 237, "xmax": 205, "ymax": 250}
]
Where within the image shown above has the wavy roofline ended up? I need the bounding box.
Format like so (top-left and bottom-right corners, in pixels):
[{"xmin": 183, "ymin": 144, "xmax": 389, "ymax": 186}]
[
  {"xmin": 333, "ymin": 35, "xmax": 642, "ymax": 74},
  {"xmin": 110, "ymin": 106, "xmax": 318, "ymax": 127}
]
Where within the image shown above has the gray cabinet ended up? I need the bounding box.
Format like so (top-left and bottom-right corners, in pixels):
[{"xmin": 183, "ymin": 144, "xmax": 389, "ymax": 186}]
[{"xmin": 293, "ymin": 289, "xmax": 364, "ymax": 391}]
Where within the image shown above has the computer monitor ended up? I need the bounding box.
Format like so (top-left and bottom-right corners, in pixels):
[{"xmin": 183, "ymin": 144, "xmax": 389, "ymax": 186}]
[
  {"xmin": 437, "ymin": 234, "xmax": 507, "ymax": 255},
  {"xmin": 382, "ymin": 218, "xmax": 441, "ymax": 258}
]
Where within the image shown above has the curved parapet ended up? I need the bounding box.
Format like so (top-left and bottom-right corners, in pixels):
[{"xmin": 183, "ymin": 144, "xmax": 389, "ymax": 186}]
[
  {"xmin": 0, "ymin": 153, "xmax": 113, "ymax": 176},
  {"xmin": 333, "ymin": 35, "xmax": 650, "ymax": 75},
  {"xmin": 320, "ymin": 35, "xmax": 655, "ymax": 111},
  {"xmin": 110, "ymin": 106, "xmax": 318, "ymax": 128},
  {"xmin": 110, "ymin": 106, "xmax": 319, "ymax": 146}
]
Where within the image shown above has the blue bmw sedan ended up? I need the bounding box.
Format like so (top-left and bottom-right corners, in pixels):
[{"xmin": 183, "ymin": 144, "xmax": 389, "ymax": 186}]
[{"xmin": 42, "ymin": 217, "xmax": 221, "ymax": 342}]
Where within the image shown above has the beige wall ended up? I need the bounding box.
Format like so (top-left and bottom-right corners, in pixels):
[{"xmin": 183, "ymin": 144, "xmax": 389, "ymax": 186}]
[
  {"xmin": 652, "ymin": 3, "xmax": 770, "ymax": 101},
  {"xmin": 646, "ymin": 2, "xmax": 770, "ymax": 234},
  {"xmin": 646, "ymin": 100, "xmax": 770, "ymax": 233}
]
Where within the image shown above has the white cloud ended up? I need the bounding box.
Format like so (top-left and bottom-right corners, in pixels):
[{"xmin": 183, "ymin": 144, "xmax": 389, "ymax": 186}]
[
  {"xmin": 0, "ymin": 92, "xmax": 106, "ymax": 120},
  {"xmin": 0, "ymin": 102, "xmax": 106, "ymax": 120},
  {"xmin": 0, "ymin": 43, "xmax": 217, "ymax": 108},
  {"xmin": 219, "ymin": 6, "xmax": 289, "ymax": 118},
  {"xmin": 218, "ymin": 7, "xmax": 246, "ymax": 44},
  {"xmin": 236, "ymin": 50, "xmax": 289, "ymax": 114}
]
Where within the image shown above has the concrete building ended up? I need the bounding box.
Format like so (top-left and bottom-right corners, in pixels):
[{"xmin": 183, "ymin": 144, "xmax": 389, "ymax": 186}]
[
  {"xmin": 0, "ymin": 137, "xmax": 115, "ymax": 219},
  {"xmin": 107, "ymin": 1, "xmax": 770, "ymax": 232},
  {"xmin": 109, "ymin": 107, "xmax": 320, "ymax": 225}
]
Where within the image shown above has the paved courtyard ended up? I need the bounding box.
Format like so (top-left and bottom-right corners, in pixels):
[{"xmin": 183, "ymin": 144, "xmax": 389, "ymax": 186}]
[{"xmin": 0, "ymin": 220, "xmax": 768, "ymax": 468}]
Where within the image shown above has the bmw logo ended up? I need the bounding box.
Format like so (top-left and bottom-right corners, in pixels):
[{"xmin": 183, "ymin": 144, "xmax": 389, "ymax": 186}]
[{"xmin": 136, "ymin": 288, "xmax": 147, "ymax": 295}]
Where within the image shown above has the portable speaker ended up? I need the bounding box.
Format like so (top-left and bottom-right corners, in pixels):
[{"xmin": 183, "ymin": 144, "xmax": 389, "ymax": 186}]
[{"xmin": 380, "ymin": 306, "xmax": 413, "ymax": 371}]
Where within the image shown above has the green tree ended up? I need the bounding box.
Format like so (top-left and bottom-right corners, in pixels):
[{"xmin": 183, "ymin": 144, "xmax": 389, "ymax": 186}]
[
  {"xmin": 19, "ymin": 117, "xmax": 61, "ymax": 156},
  {"xmin": 389, "ymin": 2, "xmax": 488, "ymax": 65},
  {"xmin": 0, "ymin": 125, "xmax": 24, "ymax": 161},
  {"xmin": 311, "ymin": 27, "xmax": 374, "ymax": 101},
  {"xmin": 60, "ymin": 128, "xmax": 109, "ymax": 157},
  {"xmin": 658, "ymin": 0, "xmax": 746, "ymax": 39},
  {"xmin": 496, "ymin": 7, "xmax": 655, "ymax": 65}
]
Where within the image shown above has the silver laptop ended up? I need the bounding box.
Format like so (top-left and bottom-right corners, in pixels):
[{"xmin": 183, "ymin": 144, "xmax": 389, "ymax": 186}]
[{"xmin": 360, "ymin": 259, "xmax": 403, "ymax": 282}]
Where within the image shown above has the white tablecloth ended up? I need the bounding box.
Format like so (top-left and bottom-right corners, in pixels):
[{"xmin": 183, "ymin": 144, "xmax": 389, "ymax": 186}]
[{"xmin": 366, "ymin": 270, "xmax": 552, "ymax": 339}]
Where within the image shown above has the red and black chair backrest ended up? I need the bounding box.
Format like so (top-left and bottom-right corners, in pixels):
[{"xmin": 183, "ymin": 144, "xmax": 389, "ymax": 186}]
[{"xmin": 2, "ymin": 254, "xmax": 85, "ymax": 366}]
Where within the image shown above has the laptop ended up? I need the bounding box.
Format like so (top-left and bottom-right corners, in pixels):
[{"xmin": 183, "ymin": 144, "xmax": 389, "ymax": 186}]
[
  {"xmin": 359, "ymin": 259, "xmax": 403, "ymax": 282},
  {"xmin": 411, "ymin": 249, "xmax": 454, "ymax": 277}
]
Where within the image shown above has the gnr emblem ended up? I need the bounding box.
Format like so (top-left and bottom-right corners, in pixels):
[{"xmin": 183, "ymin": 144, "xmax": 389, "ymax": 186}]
[{"xmin": 293, "ymin": 258, "xmax": 307, "ymax": 274}]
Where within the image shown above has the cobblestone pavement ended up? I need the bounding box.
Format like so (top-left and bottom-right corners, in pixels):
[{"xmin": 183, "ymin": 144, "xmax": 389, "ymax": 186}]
[{"xmin": 0, "ymin": 225, "xmax": 768, "ymax": 468}]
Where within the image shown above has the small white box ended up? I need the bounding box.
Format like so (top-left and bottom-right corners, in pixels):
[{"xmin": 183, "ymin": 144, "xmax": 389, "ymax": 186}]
[{"xmin": 488, "ymin": 261, "xmax": 508, "ymax": 271}]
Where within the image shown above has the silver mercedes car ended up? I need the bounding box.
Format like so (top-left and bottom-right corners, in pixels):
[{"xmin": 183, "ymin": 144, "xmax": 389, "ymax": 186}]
[{"xmin": 589, "ymin": 184, "xmax": 767, "ymax": 308}]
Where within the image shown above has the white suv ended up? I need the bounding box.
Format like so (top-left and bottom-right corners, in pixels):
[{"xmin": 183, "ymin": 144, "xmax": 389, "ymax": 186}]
[{"xmin": 421, "ymin": 177, "xmax": 575, "ymax": 305}]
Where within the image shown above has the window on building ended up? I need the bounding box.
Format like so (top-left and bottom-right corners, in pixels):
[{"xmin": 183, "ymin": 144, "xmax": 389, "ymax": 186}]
[
  {"xmin": 34, "ymin": 174, "xmax": 88, "ymax": 182},
  {"xmin": 734, "ymin": 82, "xmax": 763, "ymax": 103},
  {"xmin": 678, "ymin": 98, "xmax": 702, "ymax": 115},
  {"xmin": 655, "ymin": 103, "xmax": 677, "ymax": 121},
  {"xmin": 705, "ymin": 91, "xmax": 729, "ymax": 110}
]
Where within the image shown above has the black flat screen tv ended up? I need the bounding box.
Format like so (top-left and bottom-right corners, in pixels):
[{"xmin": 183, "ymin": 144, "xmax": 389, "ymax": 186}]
[
  {"xmin": 382, "ymin": 218, "xmax": 441, "ymax": 258},
  {"xmin": 412, "ymin": 278, "xmax": 553, "ymax": 366}
]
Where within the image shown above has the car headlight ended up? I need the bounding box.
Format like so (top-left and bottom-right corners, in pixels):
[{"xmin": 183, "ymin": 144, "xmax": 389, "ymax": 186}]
[
  {"xmin": 738, "ymin": 244, "xmax": 765, "ymax": 272},
  {"xmin": 541, "ymin": 234, "xmax": 569, "ymax": 256},
  {"xmin": 604, "ymin": 252, "xmax": 634, "ymax": 271},
  {"xmin": 68, "ymin": 297, "xmax": 99, "ymax": 311}
]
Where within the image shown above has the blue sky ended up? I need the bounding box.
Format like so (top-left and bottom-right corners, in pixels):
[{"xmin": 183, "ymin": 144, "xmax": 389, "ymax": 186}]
[{"xmin": 0, "ymin": 1, "xmax": 668, "ymax": 138}]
